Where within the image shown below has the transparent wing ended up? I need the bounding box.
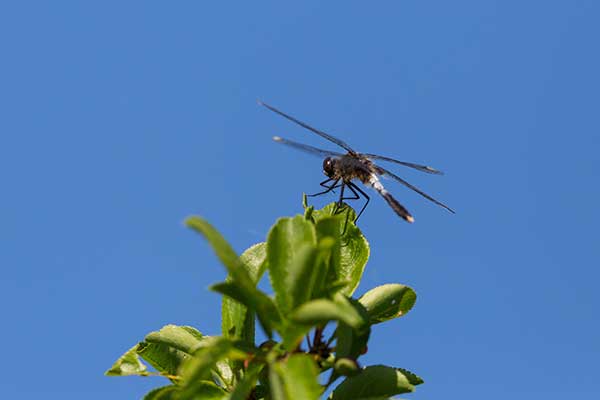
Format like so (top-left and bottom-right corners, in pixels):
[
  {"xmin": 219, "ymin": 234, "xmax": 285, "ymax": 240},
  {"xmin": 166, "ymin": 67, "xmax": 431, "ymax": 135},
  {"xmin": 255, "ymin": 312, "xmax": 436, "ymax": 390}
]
[
  {"xmin": 361, "ymin": 153, "xmax": 444, "ymax": 175},
  {"xmin": 273, "ymin": 136, "xmax": 344, "ymax": 158},
  {"xmin": 377, "ymin": 166, "xmax": 455, "ymax": 213},
  {"xmin": 259, "ymin": 100, "xmax": 357, "ymax": 154}
]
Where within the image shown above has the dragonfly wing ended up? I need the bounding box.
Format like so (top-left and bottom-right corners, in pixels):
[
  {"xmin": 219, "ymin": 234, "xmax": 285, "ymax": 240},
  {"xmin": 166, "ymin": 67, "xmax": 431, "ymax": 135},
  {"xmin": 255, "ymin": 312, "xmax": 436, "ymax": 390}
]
[
  {"xmin": 362, "ymin": 153, "xmax": 443, "ymax": 175},
  {"xmin": 260, "ymin": 101, "xmax": 357, "ymax": 154},
  {"xmin": 376, "ymin": 166, "xmax": 455, "ymax": 213},
  {"xmin": 272, "ymin": 136, "xmax": 344, "ymax": 158}
]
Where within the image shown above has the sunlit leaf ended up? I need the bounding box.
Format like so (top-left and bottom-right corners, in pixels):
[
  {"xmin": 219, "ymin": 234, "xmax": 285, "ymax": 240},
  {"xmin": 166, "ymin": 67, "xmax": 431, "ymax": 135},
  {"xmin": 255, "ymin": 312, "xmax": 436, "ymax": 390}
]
[
  {"xmin": 290, "ymin": 296, "xmax": 364, "ymax": 329},
  {"xmin": 179, "ymin": 337, "xmax": 247, "ymax": 398},
  {"xmin": 359, "ymin": 284, "xmax": 417, "ymax": 324},
  {"xmin": 186, "ymin": 217, "xmax": 253, "ymax": 284},
  {"xmin": 312, "ymin": 203, "xmax": 369, "ymax": 296},
  {"xmin": 144, "ymin": 325, "xmax": 204, "ymax": 354},
  {"xmin": 267, "ymin": 216, "xmax": 317, "ymax": 315},
  {"xmin": 105, "ymin": 344, "xmax": 147, "ymax": 376}
]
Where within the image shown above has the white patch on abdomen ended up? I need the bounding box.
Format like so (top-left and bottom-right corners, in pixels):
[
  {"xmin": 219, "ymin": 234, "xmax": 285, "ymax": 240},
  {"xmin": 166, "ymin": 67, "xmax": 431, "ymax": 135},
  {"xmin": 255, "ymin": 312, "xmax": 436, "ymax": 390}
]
[{"xmin": 368, "ymin": 174, "xmax": 387, "ymax": 194}]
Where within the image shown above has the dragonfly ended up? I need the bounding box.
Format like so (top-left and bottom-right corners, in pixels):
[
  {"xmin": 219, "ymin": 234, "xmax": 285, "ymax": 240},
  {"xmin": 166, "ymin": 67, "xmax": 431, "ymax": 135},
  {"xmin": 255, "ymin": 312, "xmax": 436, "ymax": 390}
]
[{"xmin": 260, "ymin": 101, "xmax": 455, "ymax": 223}]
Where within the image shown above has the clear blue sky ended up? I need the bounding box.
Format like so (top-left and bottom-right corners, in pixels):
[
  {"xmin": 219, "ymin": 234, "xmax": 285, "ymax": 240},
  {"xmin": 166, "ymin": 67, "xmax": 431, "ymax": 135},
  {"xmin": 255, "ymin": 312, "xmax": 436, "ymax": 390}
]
[{"xmin": 1, "ymin": 1, "xmax": 599, "ymax": 398}]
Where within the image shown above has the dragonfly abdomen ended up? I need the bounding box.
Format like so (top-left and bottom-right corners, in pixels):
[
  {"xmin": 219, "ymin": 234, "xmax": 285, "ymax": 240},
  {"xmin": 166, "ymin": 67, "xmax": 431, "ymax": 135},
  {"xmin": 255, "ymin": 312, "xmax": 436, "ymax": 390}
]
[{"xmin": 368, "ymin": 174, "xmax": 415, "ymax": 223}]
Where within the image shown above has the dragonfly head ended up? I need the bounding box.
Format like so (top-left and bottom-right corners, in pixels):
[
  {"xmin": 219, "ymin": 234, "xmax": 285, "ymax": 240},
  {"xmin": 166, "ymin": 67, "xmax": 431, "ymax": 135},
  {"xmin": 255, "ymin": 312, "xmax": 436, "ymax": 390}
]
[{"xmin": 323, "ymin": 157, "xmax": 336, "ymax": 178}]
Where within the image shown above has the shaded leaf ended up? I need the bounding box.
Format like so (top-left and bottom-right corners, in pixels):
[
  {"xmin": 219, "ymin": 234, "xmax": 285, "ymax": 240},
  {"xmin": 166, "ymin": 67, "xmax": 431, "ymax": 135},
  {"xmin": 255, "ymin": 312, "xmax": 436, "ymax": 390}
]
[
  {"xmin": 211, "ymin": 281, "xmax": 280, "ymax": 338},
  {"xmin": 179, "ymin": 380, "xmax": 227, "ymax": 400},
  {"xmin": 227, "ymin": 362, "xmax": 263, "ymax": 400},
  {"xmin": 270, "ymin": 354, "xmax": 322, "ymax": 400},
  {"xmin": 359, "ymin": 284, "xmax": 417, "ymax": 324},
  {"xmin": 222, "ymin": 242, "xmax": 267, "ymax": 343},
  {"xmin": 143, "ymin": 385, "xmax": 179, "ymax": 400},
  {"xmin": 137, "ymin": 341, "xmax": 188, "ymax": 377},
  {"xmin": 278, "ymin": 323, "xmax": 313, "ymax": 351},
  {"xmin": 180, "ymin": 337, "xmax": 245, "ymax": 381},
  {"xmin": 332, "ymin": 299, "xmax": 371, "ymax": 383},
  {"xmin": 333, "ymin": 358, "xmax": 360, "ymax": 377},
  {"xmin": 330, "ymin": 365, "xmax": 423, "ymax": 399},
  {"xmin": 105, "ymin": 344, "xmax": 147, "ymax": 376}
]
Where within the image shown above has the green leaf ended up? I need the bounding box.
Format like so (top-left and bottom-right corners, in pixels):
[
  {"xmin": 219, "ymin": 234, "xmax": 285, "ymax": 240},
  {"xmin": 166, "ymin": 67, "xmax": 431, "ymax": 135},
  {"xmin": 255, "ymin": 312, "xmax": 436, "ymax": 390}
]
[
  {"xmin": 330, "ymin": 365, "xmax": 423, "ymax": 399},
  {"xmin": 211, "ymin": 281, "xmax": 280, "ymax": 338},
  {"xmin": 187, "ymin": 218, "xmax": 280, "ymax": 337},
  {"xmin": 267, "ymin": 215, "xmax": 317, "ymax": 315},
  {"xmin": 227, "ymin": 362, "xmax": 263, "ymax": 400},
  {"xmin": 344, "ymin": 397, "xmax": 402, "ymax": 400},
  {"xmin": 333, "ymin": 358, "xmax": 360, "ymax": 377},
  {"xmin": 222, "ymin": 242, "xmax": 267, "ymax": 343},
  {"xmin": 137, "ymin": 341, "xmax": 188, "ymax": 377},
  {"xmin": 134, "ymin": 325, "xmax": 205, "ymax": 379},
  {"xmin": 290, "ymin": 295, "xmax": 365, "ymax": 329},
  {"xmin": 281, "ymin": 294, "xmax": 368, "ymax": 352},
  {"xmin": 286, "ymin": 244, "xmax": 320, "ymax": 308},
  {"xmin": 179, "ymin": 337, "xmax": 247, "ymax": 398},
  {"xmin": 214, "ymin": 359, "xmax": 235, "ymax": 390},
  {"xmin": 178, "ymin": 380, "xmax": 228, "ymax": 400},
  {"xmin": 334, "ymin": 321, "xmax": 370, "ymax": 361},
  {"xmin": 358, "ymin": 284, "xmax": 417, "ymax": 324},
  {"xmin": 185, "ymin": 216, "xmax": 253, "ymax": 285},
  {"xmin": 105, "ymin": 344, "xmax": 148, "ymax": 376},
  {"xmin": 143, "ymin": 385, "xmax": 179, "ymax": 400},
  {"xmin": 241, "ymin": 241, "xmax": 268, "ymax": 280},
  {"xmin": 313, "ymin": 217, "xmax": 341, "ymax": 297},
  {"xmin": 312, "ymin": 203, "xmax": 369, "ymax": 296},
  {"xmin": 144, "ymin": 325, "xmax": 204, "ymax": 354},
  {"xmin": 303, "ymin": 193, "xmax": 316, "ymax": 220},
  {"xmin": 270, "ymin": 354, "xmax": 322, "ymax": 400},
  {"xmin": 333, "ymin": 298, "xmax": 371, "ymax": 383}
]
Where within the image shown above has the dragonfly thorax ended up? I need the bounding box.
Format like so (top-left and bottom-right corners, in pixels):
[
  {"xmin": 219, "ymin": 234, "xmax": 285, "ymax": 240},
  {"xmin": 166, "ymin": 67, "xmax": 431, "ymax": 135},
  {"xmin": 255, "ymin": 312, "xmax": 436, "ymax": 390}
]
[{"xmin": 322, "ymin": 154, "xmax": 373, "ymax": 183}]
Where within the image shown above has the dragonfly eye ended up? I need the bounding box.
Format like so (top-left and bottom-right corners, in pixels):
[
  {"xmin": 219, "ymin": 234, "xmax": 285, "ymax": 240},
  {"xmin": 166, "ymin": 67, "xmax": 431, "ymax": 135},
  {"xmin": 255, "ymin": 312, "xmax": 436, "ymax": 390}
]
[{"xmin": 322, "ymin": 157, "xmax": 335, "ymax": 177}]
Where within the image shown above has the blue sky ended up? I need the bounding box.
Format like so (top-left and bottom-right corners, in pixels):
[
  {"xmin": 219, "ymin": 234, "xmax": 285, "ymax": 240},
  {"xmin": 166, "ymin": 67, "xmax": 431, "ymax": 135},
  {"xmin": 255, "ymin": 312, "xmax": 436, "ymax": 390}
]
[{"xmin": 1, "ymin": 1, "xmax": 599, "ymax": 398}]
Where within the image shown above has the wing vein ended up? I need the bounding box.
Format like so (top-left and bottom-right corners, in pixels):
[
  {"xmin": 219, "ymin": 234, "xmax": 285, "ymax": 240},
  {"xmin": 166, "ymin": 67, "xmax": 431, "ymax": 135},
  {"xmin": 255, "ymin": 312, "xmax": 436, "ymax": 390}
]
[
  {"xmin": 272, "ymin": 136, "xmax": 344, "ymax": 158},
  {"xmin": 361, "ymin": 153, "xmax": 443, "ymax": 175},
  {"xmin": 259, "ymin": 101, "xmax": 356, "ymax": 154},
  {"xmin": 377, "ymin": 166, "xmax": 455, "ymax": 213}
]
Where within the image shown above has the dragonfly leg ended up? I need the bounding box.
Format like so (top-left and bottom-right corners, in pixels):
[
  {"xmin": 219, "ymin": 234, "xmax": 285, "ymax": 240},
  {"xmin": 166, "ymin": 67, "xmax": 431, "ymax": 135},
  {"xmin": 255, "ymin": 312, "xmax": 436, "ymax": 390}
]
[
  {"xmin": 347, "ymin": 182, "xmax": 370, "ymax": 223},
  {"xmin": 333, "ymin": 182, "xmax": 363, "ymax": 235},
  {"xmin": 333, "ymin": 182, "xmax": 346, "ymax": 214},
  {"xmin": 307, "ymin": 178, "xmax": 340, "ymax": 197},
  {"xmin": 333, "ymin": 181, "xmax": 361, "ymax": 212}
]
